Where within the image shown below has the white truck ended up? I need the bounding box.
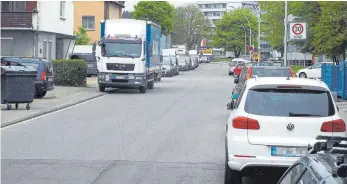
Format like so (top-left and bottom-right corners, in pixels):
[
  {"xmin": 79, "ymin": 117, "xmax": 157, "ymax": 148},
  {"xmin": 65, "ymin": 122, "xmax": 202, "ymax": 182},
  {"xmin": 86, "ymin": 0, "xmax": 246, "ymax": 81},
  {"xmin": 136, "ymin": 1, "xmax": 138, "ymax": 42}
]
[{"xmin": 92, "ymin": 19, "xmax": 162, "ymax": 93}]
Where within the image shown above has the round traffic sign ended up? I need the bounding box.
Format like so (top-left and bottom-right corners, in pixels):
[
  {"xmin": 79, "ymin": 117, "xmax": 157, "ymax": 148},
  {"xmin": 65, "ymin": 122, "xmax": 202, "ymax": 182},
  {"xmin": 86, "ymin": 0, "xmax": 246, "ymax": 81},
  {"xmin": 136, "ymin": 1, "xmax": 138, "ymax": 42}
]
[
  {"xmin": 248, "ymin": 45, "xmax": 253, "ymax": 51},
  {"xmin": 292, "ymin": 23, "xmax": 304, "ymax": 35}
]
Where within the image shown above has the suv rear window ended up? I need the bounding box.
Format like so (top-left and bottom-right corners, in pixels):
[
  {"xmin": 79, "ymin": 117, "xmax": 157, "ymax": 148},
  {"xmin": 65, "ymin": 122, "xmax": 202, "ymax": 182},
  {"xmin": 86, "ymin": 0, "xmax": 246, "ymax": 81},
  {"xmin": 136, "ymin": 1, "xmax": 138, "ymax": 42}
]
[
  {"xmin": 245, "ymin": 89, "xmax": 334, "ymax": 117},
  {"xmin": 20, "ymin": 62, "xmax": 39, "ymax": 69},
  {"xmin": 252, "ymin": 68, "xmax": 291, "ymax": 77}
]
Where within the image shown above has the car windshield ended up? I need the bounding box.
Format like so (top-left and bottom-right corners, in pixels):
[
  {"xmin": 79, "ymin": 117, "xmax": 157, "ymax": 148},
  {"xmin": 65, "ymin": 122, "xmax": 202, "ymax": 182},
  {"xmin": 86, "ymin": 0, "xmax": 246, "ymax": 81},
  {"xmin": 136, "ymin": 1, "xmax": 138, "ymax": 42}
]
[
  {"xmin": 251, "ymin": 68, "xmax": 291, "ymax": 77},
  {"xmin": 163, "ymin": 57, "xmax": 174, "ymax": 65},
  {"xmin": 101, "ymin": 42, "xmax": 142, "ymax": 58},
  {"xmin": 245, "ymin": 89, "xmax": 334, "ymax": 117},
  {"xmin": 254, "ymin": 62, "xmax": 274, "ymax": 66},
  {"xmin": 272, "ymin": 62, "xmax": 283, "ymax": 67}
]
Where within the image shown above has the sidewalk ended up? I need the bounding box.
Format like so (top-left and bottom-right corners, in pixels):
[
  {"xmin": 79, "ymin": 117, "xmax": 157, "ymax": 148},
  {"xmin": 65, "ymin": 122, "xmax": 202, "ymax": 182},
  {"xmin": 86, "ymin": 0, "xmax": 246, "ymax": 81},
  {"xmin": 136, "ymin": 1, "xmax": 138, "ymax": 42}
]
[{"xmin": 1, "ymin": 77, "xmax": 103, "ymax": 127}]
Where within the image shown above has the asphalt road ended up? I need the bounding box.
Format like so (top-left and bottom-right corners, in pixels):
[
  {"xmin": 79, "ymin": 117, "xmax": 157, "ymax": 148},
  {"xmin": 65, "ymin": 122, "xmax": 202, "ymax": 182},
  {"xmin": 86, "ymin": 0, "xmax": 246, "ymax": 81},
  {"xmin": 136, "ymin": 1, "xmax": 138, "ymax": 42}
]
[{"xmin": 2, "ymin": 62, "xmax": 234, "ymax": 184}]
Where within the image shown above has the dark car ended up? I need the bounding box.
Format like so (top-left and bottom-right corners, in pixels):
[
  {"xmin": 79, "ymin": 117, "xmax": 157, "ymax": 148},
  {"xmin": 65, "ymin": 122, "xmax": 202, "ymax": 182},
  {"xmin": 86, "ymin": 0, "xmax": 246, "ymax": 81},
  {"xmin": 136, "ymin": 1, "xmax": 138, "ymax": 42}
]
[
  {"xmin": 70, "ymin": 53, "xmax": 98, "ymax": 77},
  {"xmin": 1, "ymin": 57, "xmax": 54, "ymax": 98},
  {"xmin": 276, "ymin": 135, "xmax": 347, "ymax": 184},
  {"xmin": 178, "ymin": 56, "xmax": 190, "ymax": 71},
  {"xmin": 233, "ymin": 66, "xmax": 295, "ymax": 95}
]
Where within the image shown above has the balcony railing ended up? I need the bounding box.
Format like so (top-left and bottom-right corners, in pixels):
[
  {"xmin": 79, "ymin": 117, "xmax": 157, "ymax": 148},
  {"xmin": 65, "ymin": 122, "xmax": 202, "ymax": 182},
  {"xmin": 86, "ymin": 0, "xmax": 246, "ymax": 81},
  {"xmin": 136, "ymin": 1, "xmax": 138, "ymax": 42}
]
[{"xmin": 1, "ymin": 12, "xmax": 34, "ymax": 28}]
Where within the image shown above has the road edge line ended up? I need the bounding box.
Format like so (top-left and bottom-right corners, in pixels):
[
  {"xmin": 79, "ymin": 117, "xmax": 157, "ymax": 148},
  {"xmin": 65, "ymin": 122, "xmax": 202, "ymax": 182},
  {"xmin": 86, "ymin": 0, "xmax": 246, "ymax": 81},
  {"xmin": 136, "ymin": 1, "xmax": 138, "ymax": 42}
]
[{"xmin": 1, "ymin": 93, "xmax": 105, "ymax": 128}]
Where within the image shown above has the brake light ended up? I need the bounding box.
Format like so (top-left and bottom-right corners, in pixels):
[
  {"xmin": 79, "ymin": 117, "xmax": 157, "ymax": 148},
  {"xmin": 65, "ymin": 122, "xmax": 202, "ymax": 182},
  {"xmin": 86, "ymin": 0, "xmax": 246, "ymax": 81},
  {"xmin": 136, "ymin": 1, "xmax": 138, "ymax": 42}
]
[
  {"xmin": 321, "ymin": 119, "xmax": 346, "ymax": 132},
  {"xmin": 277, "ymin": 85, "xmax": 302, "ymax": 89},
  {"xmin": 289, "ymin": 68, "xmax": 295, "ymax": 77},
  {"xmin": 232, "ymin": 116, "xmax": 260, "ymax": 130},
  {"xmin": 246, "ymin": 67, "xmax": 253, "ymax": 79},
  {"xmin": 41, "ymin": 71, "xmax": 46, "ymax": 81}
]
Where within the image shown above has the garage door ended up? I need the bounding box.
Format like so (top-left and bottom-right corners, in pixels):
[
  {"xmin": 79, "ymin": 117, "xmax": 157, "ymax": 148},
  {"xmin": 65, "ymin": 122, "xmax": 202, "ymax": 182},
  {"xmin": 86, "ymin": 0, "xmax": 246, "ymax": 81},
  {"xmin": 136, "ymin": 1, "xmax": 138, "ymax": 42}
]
[{"xmin": 1, "ymin": 37, "xmax": 14, "ymax": 56}]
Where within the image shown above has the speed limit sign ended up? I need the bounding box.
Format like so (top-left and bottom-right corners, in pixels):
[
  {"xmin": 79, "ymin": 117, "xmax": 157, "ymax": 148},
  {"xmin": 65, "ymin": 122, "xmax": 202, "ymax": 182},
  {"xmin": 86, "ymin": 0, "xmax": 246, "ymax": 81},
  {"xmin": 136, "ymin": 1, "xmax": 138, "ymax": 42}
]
[{"xmin": 289, "ymin": 22, "xmax": 307, "ymax": 40}]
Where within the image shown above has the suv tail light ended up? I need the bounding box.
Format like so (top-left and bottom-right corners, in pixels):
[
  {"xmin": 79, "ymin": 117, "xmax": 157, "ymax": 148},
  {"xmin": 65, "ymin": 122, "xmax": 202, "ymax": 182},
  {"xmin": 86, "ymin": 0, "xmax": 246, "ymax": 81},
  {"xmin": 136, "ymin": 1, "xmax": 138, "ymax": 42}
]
[
  {"xmin": 232, "ymin": 116, "xmax": 260, "ymax": 130},
  {"xmin": 321, "ymin": 119, "xmax": 346, "ymax": 132},
  {"xmin": 41, "ymin": 71, "xmax": 46, "ymax": 81}
]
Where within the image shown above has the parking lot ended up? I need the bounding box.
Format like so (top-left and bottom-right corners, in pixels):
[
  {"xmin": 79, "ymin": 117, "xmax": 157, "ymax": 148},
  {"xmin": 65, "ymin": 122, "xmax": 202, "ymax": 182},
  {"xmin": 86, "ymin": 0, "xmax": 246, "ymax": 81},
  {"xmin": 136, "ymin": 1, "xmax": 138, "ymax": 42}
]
[{"xmin": 2, "ymin": 62, "xmax": 233, "ymax": 184}]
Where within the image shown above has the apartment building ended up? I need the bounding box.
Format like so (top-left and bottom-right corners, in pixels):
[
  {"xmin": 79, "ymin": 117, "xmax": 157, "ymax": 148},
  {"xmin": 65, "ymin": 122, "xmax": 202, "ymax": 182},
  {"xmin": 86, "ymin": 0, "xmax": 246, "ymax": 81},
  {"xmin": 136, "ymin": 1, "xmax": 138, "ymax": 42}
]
[
  {"xmin": 197, "ymin": 1, "xmax": 227, "ymax": 28},
  {"xmin": 1, "ymin": 1, "xmax": 75, "ymax": 59},
  {"xmin": 74, "ymin": 1, "xmax": 125, "ymax": 43}
]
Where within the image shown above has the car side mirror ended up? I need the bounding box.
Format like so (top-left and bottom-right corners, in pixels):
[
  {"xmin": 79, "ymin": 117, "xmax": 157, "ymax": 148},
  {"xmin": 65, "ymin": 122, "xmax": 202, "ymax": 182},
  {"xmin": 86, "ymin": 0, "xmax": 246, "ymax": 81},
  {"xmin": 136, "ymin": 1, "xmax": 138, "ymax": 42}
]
[
  {"xmin": 234, "ymin": 77, "xmax": 239, "ymax": 84},
  {"xmin": 229, "ymin": 62, "xmax": 233, "ymax": 66},
  {"xmin": 332, "ymin": 92, "xmax": 338, "ymax": 102},
  {"xmin": 232, "ymin": 93, "xmax": 239, "ymax": 100}
]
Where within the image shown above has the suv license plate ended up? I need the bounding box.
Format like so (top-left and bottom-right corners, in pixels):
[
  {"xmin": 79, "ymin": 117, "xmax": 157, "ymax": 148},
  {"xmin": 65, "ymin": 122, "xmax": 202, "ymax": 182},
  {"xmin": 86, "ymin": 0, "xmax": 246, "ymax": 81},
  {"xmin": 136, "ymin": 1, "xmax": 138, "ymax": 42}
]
[{"xmin": 271, "ymin": 146, "xmax": 307, "ymax": 157}]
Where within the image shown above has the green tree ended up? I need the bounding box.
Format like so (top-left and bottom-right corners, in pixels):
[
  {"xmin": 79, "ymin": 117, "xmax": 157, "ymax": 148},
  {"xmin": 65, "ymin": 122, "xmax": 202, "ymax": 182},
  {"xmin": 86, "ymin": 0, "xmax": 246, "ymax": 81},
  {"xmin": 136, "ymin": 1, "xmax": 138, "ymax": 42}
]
[
  {"xmin": 172, "ymin": 5, "xmax": 212, "ymax": 50},
  {"xmin": 213, "ymin": 8, "xmax": 257, "ymax": 57},
  {"xmin": 132, "ymin": 1, "xmax": 174, "ymax": 35},
  {"xmin": 74, "ymin": 26, "xmax": 91, "ymax": 45}
]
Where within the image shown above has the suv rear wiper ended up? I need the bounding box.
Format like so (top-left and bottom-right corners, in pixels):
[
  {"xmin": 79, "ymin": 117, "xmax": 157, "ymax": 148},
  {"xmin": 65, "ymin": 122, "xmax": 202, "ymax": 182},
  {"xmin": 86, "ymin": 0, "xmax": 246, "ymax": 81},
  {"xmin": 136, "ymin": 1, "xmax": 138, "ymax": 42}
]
[{"xmin": 289, "ymin": 112, "xmax": 322, "ymax": 117}]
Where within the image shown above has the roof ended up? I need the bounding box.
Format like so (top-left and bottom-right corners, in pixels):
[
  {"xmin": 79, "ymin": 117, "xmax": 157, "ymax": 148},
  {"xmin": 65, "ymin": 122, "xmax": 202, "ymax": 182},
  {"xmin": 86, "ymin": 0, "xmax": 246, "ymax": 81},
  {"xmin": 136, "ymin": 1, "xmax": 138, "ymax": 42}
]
[
  {"xmin": 245, "ymin": 77, "xmax": 329, "ymax": 90},
  {"xmin": 111, "ymin": 1, "xmax": 125, "ymax": 8}
]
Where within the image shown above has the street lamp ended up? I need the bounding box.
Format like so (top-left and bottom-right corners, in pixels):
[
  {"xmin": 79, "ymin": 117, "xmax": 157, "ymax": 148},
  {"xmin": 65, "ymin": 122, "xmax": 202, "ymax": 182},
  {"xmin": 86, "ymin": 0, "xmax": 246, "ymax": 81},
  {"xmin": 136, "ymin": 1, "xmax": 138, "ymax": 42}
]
[
  {"xmin": 242, "ymin": 26, "xmax": 247, "ymax": 56},
  {"xmin": 252, "ymin": 4, "xmax": 261, "ymax": 62}
]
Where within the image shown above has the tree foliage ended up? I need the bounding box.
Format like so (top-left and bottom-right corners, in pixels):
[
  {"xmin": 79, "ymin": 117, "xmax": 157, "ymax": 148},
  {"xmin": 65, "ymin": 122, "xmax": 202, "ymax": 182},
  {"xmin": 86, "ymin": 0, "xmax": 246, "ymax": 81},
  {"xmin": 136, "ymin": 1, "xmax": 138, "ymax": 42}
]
[
  {"xmin": 172, "ymin": 5, "xmax": 212, "ymax": 50},
  {"xmin": 74, "ymin": 26, "xmax": 91, "ymax": 45},
  {"xmin": 260, "ymin": 1, "xmax": 347, "ymax": 61},
  {"xmin": 132, "ymin": 1, "xmax": 174, "ymax": 35},
  {"xmin": 213, "ymin": 8, "xmax": 257, "ymax": 57}
]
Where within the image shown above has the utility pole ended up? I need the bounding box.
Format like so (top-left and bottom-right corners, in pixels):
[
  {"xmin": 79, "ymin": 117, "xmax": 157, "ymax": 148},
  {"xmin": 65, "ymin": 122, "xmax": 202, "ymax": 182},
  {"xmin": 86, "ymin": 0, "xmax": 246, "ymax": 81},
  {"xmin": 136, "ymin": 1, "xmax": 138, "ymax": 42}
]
[
  {"xmin": 257, "ymin": 5, "xmax": 261, "ymax": 62},
  {"xmin": 243, "ymin": 26, "xmax": 247, "ymax": 56},
  {"xmin": 284, "ymin": 0, "xmax": 288, "ymax": 66}
]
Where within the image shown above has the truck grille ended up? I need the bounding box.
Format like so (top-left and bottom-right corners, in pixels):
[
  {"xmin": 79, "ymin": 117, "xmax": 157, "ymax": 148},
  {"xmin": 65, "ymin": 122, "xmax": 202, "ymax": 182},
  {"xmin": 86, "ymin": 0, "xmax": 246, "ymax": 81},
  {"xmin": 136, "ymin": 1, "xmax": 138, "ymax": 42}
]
[{"xmin": 106, "ymin": 63, "xmax": 135, "ymax": 71}]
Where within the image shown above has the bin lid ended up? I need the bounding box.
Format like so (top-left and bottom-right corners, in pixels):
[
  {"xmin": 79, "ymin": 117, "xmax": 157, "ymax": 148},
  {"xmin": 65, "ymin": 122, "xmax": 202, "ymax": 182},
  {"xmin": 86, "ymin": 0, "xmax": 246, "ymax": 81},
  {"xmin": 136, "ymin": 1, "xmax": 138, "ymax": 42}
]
[{"xmin": 1, "ymin": 65, "xmax": 37, "ymax": 75}]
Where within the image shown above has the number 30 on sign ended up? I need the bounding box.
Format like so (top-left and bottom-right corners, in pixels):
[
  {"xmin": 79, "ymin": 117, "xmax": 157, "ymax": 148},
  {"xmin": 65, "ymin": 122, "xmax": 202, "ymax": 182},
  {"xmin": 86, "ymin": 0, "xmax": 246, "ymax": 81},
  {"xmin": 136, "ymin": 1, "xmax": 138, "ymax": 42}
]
[{"xmin": 289, "ymin": 23, "xmax": 307, "ymax": 40}]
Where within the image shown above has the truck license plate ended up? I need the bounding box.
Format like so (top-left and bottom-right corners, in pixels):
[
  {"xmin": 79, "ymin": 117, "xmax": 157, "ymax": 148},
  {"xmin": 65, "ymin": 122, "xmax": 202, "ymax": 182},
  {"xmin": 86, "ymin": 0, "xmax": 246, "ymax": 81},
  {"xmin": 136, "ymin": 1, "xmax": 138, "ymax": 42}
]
[{"xmin": 116, "ymin": 75, "xmax": 126, "ymax": 79}]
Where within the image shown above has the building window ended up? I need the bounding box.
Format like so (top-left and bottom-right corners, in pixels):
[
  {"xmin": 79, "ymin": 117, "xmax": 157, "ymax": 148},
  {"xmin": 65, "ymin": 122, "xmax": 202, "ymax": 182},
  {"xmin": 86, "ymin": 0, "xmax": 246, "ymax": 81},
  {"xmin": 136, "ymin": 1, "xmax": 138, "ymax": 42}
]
[
  {"xmin": 60, "ymin": 1, "xmax": 65, "ymax": 18},
  {"xmin": 223, "ymin": 4, "xmax": 226, "ymax": 8},
  {"xmin": 82, "ymin": 16, "xmax": 95, "ymax": 30},
  {"xmin": 1, "ymin": 1, "xmax": 26, "ymax": 12},
  {"xmin": 48, "ymin": 41, "xmax": 53, "ymax": 59},
  {"xmin": 1, "ymin": 37, "xmax": 14, "ymax": 56},
  {"xmin": 43, "ymin": 41, "xmax": 47, "ymax": 59}
]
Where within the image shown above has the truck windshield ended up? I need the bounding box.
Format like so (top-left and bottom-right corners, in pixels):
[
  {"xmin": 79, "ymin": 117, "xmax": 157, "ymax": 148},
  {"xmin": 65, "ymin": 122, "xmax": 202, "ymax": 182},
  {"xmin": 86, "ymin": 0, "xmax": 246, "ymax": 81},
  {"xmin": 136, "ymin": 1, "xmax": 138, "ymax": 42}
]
[{"xmin": 101, "ymin": 42, "xmax": 142, "ymax": 58}]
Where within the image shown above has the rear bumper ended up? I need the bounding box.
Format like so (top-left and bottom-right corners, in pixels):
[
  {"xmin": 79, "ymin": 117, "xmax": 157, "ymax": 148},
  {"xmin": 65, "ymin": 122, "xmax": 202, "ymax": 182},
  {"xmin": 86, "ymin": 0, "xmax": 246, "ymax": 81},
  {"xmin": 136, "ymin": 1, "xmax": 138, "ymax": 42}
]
[
  {"xmin": 228, "ymin": 155, "xmax": 296, "ymax": 171},
  {"xmin": 162, "ymin": 70, "xmax": 174, "ymax": 76},
  {"xmin": 87, "ymin": 68, "xmax": 98, "ymax": 75},
  {"xmin": 35, "ymin": 81, "xmax": 54, "ymax": 92}
]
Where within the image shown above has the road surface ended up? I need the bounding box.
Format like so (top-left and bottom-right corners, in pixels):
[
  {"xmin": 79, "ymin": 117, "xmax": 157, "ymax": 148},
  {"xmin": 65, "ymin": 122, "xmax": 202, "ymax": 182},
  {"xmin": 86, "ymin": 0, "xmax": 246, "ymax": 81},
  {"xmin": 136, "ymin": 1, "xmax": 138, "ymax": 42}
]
[{"xmin": 2, "ymin": 63, "xmax": 233, "ymax": 184}]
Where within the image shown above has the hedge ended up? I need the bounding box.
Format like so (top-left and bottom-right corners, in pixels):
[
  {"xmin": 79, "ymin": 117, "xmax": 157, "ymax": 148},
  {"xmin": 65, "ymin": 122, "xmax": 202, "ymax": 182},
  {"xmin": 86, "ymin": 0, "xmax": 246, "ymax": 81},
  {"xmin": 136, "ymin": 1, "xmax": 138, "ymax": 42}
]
[
  {"xmin": 290, "ymin": 65, "xmax": 305, "ymax": 74},
  {"xmin": 52, "ymin": 59, "xmax": 87, "ymax": 87}
]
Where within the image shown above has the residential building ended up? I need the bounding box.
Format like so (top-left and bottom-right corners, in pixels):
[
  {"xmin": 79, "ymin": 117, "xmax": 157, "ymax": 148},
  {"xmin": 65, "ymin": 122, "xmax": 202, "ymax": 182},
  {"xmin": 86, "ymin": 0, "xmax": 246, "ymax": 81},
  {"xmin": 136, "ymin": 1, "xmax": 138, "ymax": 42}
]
[
  {"xmin": 74, "ymin": 1, "xmax": 125, "ymax": 43},
  {"xmin": 197, "ymin": 1, "xmax": 228, "ymax": 28},
  {"xmin": 1, "ymin": 1, "xmax": 75, "ymax": 59}
]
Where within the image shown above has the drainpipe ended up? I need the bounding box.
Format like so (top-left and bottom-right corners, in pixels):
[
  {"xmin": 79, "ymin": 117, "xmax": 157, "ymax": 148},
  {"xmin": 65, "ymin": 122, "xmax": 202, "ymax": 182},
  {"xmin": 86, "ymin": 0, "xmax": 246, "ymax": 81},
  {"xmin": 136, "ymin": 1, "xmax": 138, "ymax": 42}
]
[{"xmin": 33, "ymin": 2, "xmax": 40, "ymax": 58}]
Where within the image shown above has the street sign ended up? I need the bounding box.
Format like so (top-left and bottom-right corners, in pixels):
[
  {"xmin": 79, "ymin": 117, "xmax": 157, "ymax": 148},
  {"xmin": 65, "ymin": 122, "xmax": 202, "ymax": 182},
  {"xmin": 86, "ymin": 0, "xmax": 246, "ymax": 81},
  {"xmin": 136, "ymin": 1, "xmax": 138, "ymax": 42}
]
[{"xmin": 289, "ymin": 22, "xmax": 307, "ymax": 40}]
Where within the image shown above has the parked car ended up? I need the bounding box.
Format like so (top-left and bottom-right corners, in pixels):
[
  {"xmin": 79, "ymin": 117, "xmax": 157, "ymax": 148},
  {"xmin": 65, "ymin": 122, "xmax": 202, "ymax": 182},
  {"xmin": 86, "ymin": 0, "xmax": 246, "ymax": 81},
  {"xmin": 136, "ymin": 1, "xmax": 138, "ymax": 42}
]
[
  {"xmin": 253, "ymin": 61, "xmax": 275, "ymax": 66},
  {"xmin": 233, "ymin": 66, "xmax": 295, "ymax": 95},
  {"xmin": 189, "ymin": 57, "xmax": 196, "ymax": 70},
  {"xmin": 277, "ymin": 135, "xmax": 347, "ymax": 184},
  {"xmin": 199, "ymin": 56, "xmax": 208, "ymax": 63},
  {"xmin": 296, "ymin": 62, "xmax": 334, "ymax": 79},
  {"xmin": 228, "ymin": 58, "xmax": 248, "ymax": 76},
  {"xmin": 1, "ymin": 57, "xmax": 54, "ymax": 98},
  {"xmin": 161, "ymin": 57, "xmax": 176, "ymax": 77},
  {"xmin": 70, "ymin": 53, "xmax": 98, "ymax": 77},
  {"xmin": 272, "ymin": 61, "xmax": 284, "ymax": 67},
  {"xmin": 225, "ymin": 77, "xmax": 343, "ymax": 184},
  {"xmin": 178, "ymin": 56, "xmax": 189, "ymax": 71},
  {"xmin": 163, "ymin": 56, "xmax": 179, "ymax": 75}
]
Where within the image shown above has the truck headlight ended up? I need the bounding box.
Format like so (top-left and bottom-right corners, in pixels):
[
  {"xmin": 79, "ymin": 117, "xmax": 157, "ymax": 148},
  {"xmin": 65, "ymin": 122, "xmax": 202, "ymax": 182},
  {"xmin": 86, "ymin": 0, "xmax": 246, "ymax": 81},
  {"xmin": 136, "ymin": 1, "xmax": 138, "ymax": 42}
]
[
  {"xmin": 135, "ymin": 76, "xmax": 143, "ymax": 80},
  {"xmin": 98, "ymin": 74, "xmax": 105, "ymax": 79}
]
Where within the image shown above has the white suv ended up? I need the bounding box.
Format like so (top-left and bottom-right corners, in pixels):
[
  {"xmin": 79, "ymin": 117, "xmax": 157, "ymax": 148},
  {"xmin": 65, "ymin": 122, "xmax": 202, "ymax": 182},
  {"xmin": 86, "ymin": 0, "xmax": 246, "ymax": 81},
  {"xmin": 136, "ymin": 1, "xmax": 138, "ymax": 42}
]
[{"xmin": 225, "ymin": 77, "xmax": 345, "ymax": 184}]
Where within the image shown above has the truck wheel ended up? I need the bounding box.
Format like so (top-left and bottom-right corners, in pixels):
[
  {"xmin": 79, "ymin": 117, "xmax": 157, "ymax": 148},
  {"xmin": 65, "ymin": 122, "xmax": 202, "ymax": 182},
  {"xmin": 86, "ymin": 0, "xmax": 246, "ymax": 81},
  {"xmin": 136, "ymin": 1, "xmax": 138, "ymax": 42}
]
[
  {"xmin": 139, "ymin": 85, "xmax": 147, "ymax": 93},
  {"xmin": 158, "ymin": 77, "xmax": 161, "ymax": 81},
  {"xmin": 99, "ymin": 86, "xmax": 105, "ymax": 92},
  {"xmin": 148, "ymin": 80, "xmax": 154, "ymax": 89}
]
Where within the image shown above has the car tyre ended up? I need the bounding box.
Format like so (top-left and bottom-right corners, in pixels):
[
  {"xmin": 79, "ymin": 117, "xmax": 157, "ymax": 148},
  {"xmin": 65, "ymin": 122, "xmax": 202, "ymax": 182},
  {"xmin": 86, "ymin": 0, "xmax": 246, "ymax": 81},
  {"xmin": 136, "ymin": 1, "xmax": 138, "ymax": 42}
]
[
  {"xmin": 35, "ymin": 91, "xmax": 47, "ymax": 98},
  {"xmin": 225, "ymin": 143, "xmax": 242, "ymax": 184},
  {"xmin": 99, "ymin": 85, "xmax": 105, "ymax": 92},
  {"xmin": 148, "ymin": 80, "xmax": 154, "ymax": 89},
  {"xmin": 299, "ymin": 72, "xmax": 307, "ymax": 78},
  {"xmin": 229, "ymin": 73, "xmax": 232, "ymax": 76}
]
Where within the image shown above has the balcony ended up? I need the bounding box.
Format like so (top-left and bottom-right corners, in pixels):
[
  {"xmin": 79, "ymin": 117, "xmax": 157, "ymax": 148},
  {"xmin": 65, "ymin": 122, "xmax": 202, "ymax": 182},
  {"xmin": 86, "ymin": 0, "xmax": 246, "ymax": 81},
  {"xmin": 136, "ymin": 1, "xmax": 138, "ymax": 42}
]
[{"xmin": 1, "ymin": 12, "xmax": 35, "ymax": 29}]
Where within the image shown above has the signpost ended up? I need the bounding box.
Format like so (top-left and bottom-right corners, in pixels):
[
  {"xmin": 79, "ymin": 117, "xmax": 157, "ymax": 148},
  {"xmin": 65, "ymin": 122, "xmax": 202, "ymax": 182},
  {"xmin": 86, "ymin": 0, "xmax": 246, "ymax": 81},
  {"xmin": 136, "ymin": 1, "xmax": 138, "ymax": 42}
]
[{"xmin": 289, "ymin": 23, "xmax": 307, "ymax": 40}]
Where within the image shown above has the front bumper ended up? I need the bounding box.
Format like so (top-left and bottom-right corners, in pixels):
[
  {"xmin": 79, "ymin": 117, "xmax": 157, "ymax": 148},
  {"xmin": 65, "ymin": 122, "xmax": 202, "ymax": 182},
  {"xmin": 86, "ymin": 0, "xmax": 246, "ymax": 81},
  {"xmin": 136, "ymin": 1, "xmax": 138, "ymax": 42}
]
[
  {"xmin": 162, "ymin": 70, "xmax": 174, "ymax": 76},
  {"xmin": 98, "ymin": 73, "xmax": 146, "ymax": 89}
]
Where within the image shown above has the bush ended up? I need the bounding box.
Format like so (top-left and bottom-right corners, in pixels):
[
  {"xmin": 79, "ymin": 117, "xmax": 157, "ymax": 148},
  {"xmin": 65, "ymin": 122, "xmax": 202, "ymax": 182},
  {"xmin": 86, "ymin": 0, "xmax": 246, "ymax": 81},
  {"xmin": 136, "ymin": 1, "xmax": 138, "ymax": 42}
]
[
  {"xmin": 52, "ymin": 59, "xmax": 87, "ymax": 87},
  {"xmin": 212, "ymin": 58, "xmax": 232, "ymax": 62},
  {"xmin": 290, "ymin": 65, "xmax": 305, "ymax": 74}
]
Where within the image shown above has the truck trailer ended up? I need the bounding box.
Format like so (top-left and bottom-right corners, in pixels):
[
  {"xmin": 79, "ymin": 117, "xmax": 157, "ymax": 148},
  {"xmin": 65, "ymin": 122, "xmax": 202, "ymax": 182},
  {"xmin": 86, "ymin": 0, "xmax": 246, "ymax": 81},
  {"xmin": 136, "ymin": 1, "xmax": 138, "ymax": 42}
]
[{"xmin": 92, "ymin": 19, "xmax": 162, "ymax": 93}]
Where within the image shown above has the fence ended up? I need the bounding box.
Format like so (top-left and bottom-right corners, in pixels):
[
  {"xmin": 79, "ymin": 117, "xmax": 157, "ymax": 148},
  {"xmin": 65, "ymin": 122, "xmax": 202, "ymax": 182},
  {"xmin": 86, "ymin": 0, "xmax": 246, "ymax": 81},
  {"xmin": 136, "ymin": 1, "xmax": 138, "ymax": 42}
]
[{"xmin": 321, "ymin": 61, "xmax": 347, "ymax": 99}]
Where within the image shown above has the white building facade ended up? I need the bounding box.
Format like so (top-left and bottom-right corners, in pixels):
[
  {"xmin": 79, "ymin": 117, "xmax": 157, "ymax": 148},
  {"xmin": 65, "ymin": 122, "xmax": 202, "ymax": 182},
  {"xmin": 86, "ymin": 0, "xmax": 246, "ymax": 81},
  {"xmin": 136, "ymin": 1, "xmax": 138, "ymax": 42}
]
[{"xmin": 1, "ymin": 1, "xmax": 76, "ymax": 59}]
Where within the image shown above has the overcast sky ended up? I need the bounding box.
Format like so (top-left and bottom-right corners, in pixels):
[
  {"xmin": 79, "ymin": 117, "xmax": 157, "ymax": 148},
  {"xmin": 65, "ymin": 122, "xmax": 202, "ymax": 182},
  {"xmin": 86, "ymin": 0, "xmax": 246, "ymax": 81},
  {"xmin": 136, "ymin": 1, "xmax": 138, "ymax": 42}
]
[{"xmin": 124, "ymin": 1, "xmax": 195, "ymax": 11}]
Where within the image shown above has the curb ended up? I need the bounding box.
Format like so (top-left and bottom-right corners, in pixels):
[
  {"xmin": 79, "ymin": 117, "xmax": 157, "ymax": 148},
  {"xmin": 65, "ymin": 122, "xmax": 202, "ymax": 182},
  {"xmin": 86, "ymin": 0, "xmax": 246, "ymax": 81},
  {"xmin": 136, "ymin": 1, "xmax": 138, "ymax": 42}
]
[{"xmin": 1, "ymin": 93, "xmax": 106, "ymax": 128}]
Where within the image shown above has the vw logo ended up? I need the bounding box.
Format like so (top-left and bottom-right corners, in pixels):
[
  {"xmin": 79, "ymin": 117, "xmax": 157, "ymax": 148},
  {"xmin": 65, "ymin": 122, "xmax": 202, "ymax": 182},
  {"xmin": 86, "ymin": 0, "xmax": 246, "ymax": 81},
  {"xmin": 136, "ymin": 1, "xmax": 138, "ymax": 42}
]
[{"xmin": 287, "ymin": 123, "xmax": 295, "ymax": 131}]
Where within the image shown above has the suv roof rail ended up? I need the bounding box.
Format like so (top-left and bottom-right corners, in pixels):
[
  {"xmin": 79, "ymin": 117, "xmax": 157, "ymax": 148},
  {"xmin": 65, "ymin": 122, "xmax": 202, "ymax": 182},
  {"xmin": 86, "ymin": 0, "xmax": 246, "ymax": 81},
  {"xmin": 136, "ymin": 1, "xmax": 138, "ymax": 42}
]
[{"xmin": 309, "ymin": 135, "xmax": 347, "ymax": 178}]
